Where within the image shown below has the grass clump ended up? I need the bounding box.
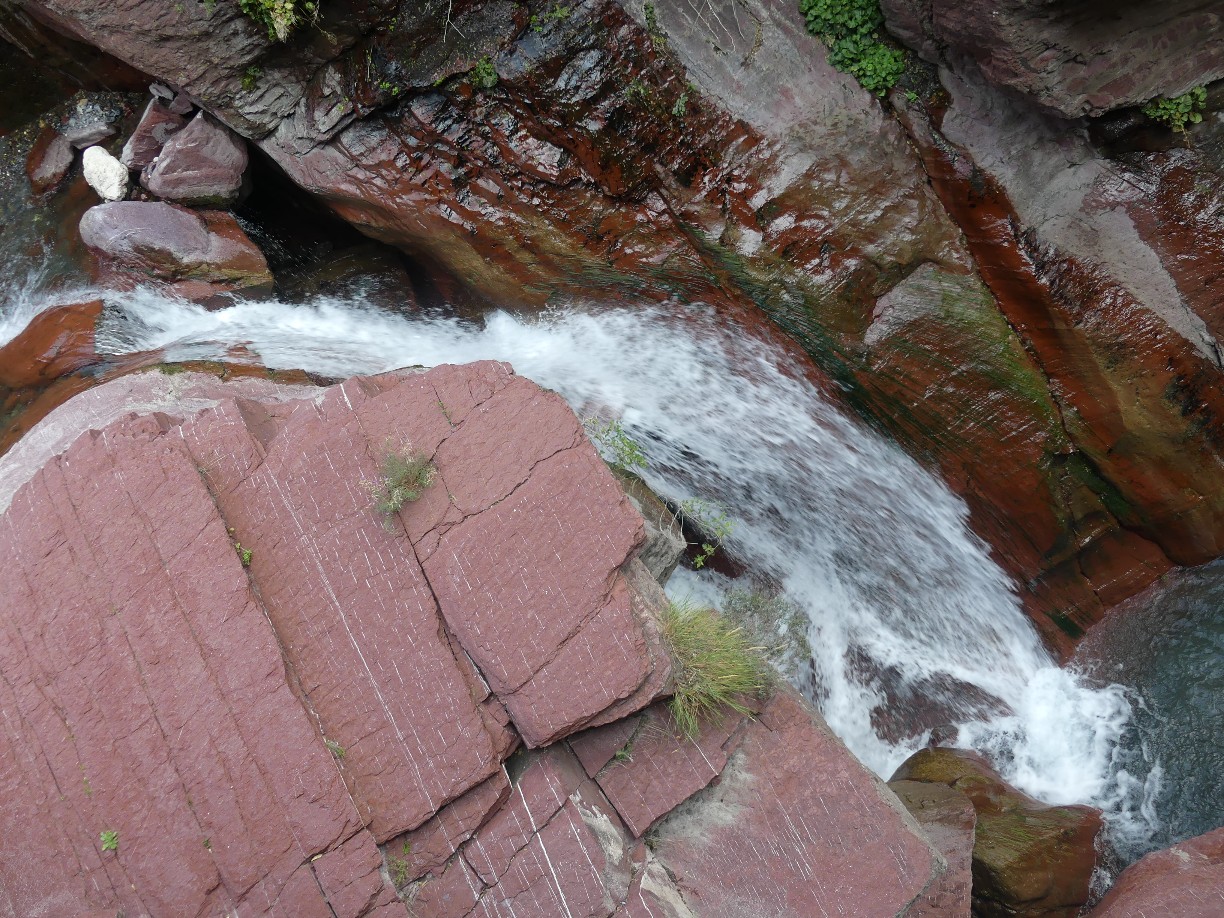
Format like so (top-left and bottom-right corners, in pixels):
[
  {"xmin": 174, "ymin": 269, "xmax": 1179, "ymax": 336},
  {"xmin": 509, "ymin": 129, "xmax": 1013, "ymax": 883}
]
[
  {"xmin": 472, "ymin": 56, "xmax": 499, "ymax": 90},
  {"xmin": 365, "ymin": 443, "xmax": 437, "ymax": 522},
  {"xmin": 100, "ymin": 830, "xmax": 119, "ymax": 852},
  {"xmin": 799, "ymin": 0, "xmax": 905, "ymax": 96},
  {"xmin": 1143, "ymin": 87, "xmax": 1207, "ymax": 133},
  {"xmin": 720, "ymin": 589, "xmax": 812, "ymax": 677},
  {"xmin": 240, "ymin": 0, "xmax": 316, "ymax": 40},
  {"xmin": 661, "ymin": 599, "xmax": 773, "ymax": 738}
]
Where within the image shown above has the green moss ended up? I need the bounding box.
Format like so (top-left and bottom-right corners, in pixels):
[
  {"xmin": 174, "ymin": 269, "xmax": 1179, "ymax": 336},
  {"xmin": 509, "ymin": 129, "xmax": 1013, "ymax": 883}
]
[
  {"xmin": 1047, "ymin": 610, "xmax": 1086, "ymax": 640},
  {"xmin": 472, "ymin": 56, "xmax": 498, "ymax": 90}
]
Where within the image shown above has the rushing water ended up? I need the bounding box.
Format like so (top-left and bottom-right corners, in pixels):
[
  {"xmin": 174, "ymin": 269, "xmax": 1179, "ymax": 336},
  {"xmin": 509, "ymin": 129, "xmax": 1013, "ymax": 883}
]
[{"xmin": 2, "ymin": 286, "xmax": 1162, "ymax": 856}]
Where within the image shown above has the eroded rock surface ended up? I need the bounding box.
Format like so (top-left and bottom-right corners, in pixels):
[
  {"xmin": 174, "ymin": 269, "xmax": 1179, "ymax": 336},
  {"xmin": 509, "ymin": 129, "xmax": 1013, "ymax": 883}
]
[
  {"xmin": 1090, "ymin": 827, "xmax": 1224, "ymax": 918},
  {"xmin": 0, "ymin": 362, "xmax": 946, "ymax": 916}
]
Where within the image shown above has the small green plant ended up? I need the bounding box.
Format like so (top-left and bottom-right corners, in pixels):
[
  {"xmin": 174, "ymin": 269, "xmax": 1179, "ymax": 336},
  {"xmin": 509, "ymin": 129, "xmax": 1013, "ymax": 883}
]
[
  {"xmin": 612, "ymin": 743, "xmax": 633, "ymax": 764},
  {"xmin": 472, "ymin": 56, "xmax": 498, "ymax": 90},
  {"xmin": 660, "ymin": 600, "xmax": 772, "ymax": 738},
  {"xmin": 379, "ymin": 80, "xmax": 402, "ymax": 97},
  {"xmin": 204, "ymin": 837, "xmax": 212, "ymax": 850},
  {"xmin": 1142, "ymin": 87, "xmax": 1208, "ymax": 133},
  {"xmin": 388, "ymin": 842, "xmax": 412, "ymax": 887},
  {"xmin": 583, "ymin": 417, "xmax": 648, "ymax": 473},
  {"xmin": 677, "ymin": 498, "xmax": 734, "ymax": 569},
  {"xmin": 365, "ymin": 444, "xmax": 437, "ymax": 522},
  {"xmin": 239, "ymin": 0, "xmax": 317, "ymax": 41},
  {"xmin": 799, "ymin": 0, "xmax": 905, "ymax": 96},
  {"xmin": 100, "ymin": 830, "xmax": 119, "ymax": 852},
  {"xmin": 233, "ymin": 542, "xmax": 253, "ymax": 567},
  {"xmin": 643, "ymin": 2, "xmax": 665, "ymax": 48},
  {"xmin": 242, "ymin": 66, "xmax": 262, "ymax": 93},
  {"xmin": 625, "ymin": 79, "xmax": 651, "ymax": 103},
  {"xmin": 325, "ymin": 738, "xmax": 346, "ymax": 759},
  {"xmin": 670, "ymin": 91, "xmax": 689, "ymax": 118},
  {"xmin": 530, "ymin": 4, "xmax": 570, "ymax": 32}
]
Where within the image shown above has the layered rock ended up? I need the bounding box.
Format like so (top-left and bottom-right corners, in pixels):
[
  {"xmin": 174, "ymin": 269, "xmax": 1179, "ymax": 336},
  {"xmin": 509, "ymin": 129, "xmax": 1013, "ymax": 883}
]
[
  {"xmin": 1090, "ymin": 827, "xmax": 1224, "ymax": 918},
  {"xmin": 79, "ymin": 200, "xmax": 272, "ymax": 297},
  {"xmin": 893, "ymin": 747, "xmax": 1102, "ymax": 917},
  {"xmin": 0, "ymin": 363, "xmax": 948, "ymax": 916},
  {"xmin": 881, "ymin": 0, "xmax": 1224, "ymax": 118}
]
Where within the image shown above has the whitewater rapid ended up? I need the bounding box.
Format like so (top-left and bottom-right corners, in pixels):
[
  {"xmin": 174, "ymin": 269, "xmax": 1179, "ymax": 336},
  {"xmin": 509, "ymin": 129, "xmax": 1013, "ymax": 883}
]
[{"xmin": 6, "ymin": 288, "xmax": 1162, "ymax": 851}]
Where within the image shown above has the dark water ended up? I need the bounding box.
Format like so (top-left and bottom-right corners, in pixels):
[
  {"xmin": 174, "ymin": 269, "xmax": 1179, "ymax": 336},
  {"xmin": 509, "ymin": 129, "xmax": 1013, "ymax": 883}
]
[{"xmin": 1077, "ymin": 560, "xmax": 1224, "ymax": 860}]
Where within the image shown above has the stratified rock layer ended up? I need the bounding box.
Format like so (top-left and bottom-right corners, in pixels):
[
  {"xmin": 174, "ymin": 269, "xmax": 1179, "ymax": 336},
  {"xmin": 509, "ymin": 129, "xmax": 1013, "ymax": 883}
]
[
  {"xmin": 1090, "ymin": 827, "xmax": 1224, "ymax": 918},
  {"xmin": 0, "ymin": 364, "xmax": 944, "ymax": 916}
]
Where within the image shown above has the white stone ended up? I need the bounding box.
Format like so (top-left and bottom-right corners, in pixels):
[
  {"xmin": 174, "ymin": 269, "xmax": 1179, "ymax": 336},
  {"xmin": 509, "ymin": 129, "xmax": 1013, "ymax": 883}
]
[{"xmin": 82, "ymin": 145, "xmax": 129, "ymax": 202}]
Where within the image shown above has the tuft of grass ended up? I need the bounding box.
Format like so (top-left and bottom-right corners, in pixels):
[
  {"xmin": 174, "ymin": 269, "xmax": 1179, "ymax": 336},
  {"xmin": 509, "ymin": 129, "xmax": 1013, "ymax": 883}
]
[
  {"xmin": 100, "ymin": 830, "xmax": 119, "ymax": 852},
  {"xmin": 660, "ymin": 599, "xmax": 773, "ymax": 739},
  {"xmin": 325, "ymin": 738, "xmax": 346, "ymax": 759},
  {"xmin": 366, "ymin": 444, "xmax": 437, "ymax": 522}
]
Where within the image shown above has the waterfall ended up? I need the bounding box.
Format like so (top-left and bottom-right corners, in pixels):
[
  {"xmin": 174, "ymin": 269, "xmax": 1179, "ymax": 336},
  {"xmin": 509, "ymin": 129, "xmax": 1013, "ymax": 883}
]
[{"xmin": 9, "ymin": 287, "xmax": 1161, "ymax": 851}]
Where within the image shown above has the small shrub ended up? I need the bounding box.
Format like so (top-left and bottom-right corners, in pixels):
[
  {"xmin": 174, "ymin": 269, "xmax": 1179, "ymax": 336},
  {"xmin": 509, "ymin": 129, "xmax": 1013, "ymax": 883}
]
[
  {"xmin": 472, "ymin": 56, "xmax": 498, "ymax": 90},
  {"xmin": 366, "ymin": 444, "xmax": 437, "ymax": 522},
  {"xmin": 583, "ymin": 416, "xmax": 648, "ymax": 473},
  {"xmin": 661, "ymin": 599, "xmax": 772, "ymax": 738},
  {"xmin": 799, "ymin": 0, "xmax": 904, "ymax": 96},
  {"xmin": 388, "ymin": 841, "xmax": 412, "ymax": 887},
  {"xmin": 1143, "ymin": 87, "xmax": 1208, "ymax": 133},
  {"xmin": 530, "ymin": 4, "xmax": 570, "ymax": 32},
  {"xmin": 240, "ymin": 0, "xmax": 316, "ymax": 41},
  {"xmin": 677, "ymin": 497, "xmax": 734, "ymax": 569},
  {"xmin": 100, "ymin": 830, "xmax": 119, "ymax": 852}
]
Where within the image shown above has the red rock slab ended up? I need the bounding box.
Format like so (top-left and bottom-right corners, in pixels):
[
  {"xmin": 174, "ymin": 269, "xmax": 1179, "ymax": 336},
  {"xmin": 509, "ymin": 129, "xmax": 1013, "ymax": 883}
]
[
  {"xmin": 120, "ymin": 97, "xmax": 188, "ymax": 171},
  {"xmin": 569, "ymin": 715, "xmax": 643, "ymax": 778},
  {"xmin": 0, "ymin": 415, "xmax": 367, "ymax": 916},
  {"xmin": 889, "ymin": 780, "xmax": 976, "ymax": 917},
  {"xmin": 590, "ymin": 703, "xmax": 748, "ymax": 838},
  {"xmin": 649, "ymin": 690, "xmax": 941, "ymax": 918},
  {"xmin": 0, "ymin": 299, "xmax": 103, "ymax": 388},
  {"xmin": 612, "ymin": 855, "xmax": 693, "ymax": 918},
  {"xmin": 26, "ymin": 125, "xmax": 74, "ymax": 193},
  {"xmin": 1091, "ymin": 828, "xmax": 1224, "ymax": 918},
  {"xmin": 178, "ymin": 382, "xmax": 502, "ymax": 842},
  {"xmin": 408, "ymin": 854, "xmax": 484, "ymax": 917},
  {"xmin": 312, "ymin": 831, "xmax": 404, "ymax": 918},
  {"xmin": 423, "ymin": 443, "xmax": 648, "ymax": 745},
  {"xmin": 390, "ymin": 770, "xmax": 512, "ymax": 881}
]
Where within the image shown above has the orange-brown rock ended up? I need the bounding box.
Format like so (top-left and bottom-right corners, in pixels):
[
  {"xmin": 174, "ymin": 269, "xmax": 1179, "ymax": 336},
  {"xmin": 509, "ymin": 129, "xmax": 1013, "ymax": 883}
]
[
  {"xmin": 0, "ymin": 299, "xmax": 102, "ymax": 388},
  {"xmin": 892, "ymin": 747, "xmax": 1103, "ymax": 918}
]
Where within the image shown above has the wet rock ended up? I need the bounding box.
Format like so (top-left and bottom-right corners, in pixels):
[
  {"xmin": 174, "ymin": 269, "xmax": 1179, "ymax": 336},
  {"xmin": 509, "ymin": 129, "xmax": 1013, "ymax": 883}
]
[
  {"xmin": 881, "ymin": 0, "xmax": 1224, "ymax": 118},
  {"xmin": 62, "ymin": 106, "xmax": 118, "ymax": 147},
  {"xmin": 81, "ymin": 145, "xmax": 128, "ymax": 201},
  {"xmin": 79, "ymin": 200, "xmax": 272, "ymax": 290},
  {"xmin": 142, "ymin": 111, "xmax": 247, "ymax": 205},
  {"xmin": 892, "ymin": 747, "xmax": 1102, "ymax": 918},
  {"xmin": 1090, "ymin": 827, "xmax": 1224, "ymax": 918},
  {"xmin": 889, "ymin": 779, "xmax": 976, "ymax": 917},
  {"xmin": 0, "ymin": 299, "xmax": 103, "ymax": 389},
  {"xmin": 120, "ymin": 97, "xmax": 188, "ymax": 170},
  {"xmin": 614, "ymin": 470, "xmax": 686, "ymax": 584},
  {"xmin": 25, "ymin": 126, "xmax": 74, "ymax": 194}
]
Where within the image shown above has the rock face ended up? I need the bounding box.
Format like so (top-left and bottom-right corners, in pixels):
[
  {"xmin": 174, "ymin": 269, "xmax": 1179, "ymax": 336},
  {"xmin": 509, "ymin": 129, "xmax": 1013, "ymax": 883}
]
[
  {"xmin": 1090, "ymin": 827, "xmax": 1224, "ymax": 918},
  {"xmin": 881, "ymin": 0, "xmax": 1224, "ymax": 118},
  {"xmin": 890, "ymin": 780, "xmax": 976, "ymax": 917},
  {"xmin": 893, "ymin": 747, "xmax": 1103, "ymax": 918},
  {"xmin": 141, "ymin": 110, "xmax": 246, "ymax": 205},
  {"xmin": 79, "ymin": 200, "xmax": 272, "ymax": 293},
  {"xmin": 0, "ymin": 363, "xmax": 946, "ymax": 916},
  {"xmin": 25, "ymin": 125, "xmax": 73, "ymax": 193}
]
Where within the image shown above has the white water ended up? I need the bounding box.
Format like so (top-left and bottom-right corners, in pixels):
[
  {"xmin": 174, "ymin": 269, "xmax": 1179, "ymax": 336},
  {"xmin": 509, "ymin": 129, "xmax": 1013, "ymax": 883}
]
[{"xmin": 11, "ymin": 287, "xmax": 1161, "ymax": 848}]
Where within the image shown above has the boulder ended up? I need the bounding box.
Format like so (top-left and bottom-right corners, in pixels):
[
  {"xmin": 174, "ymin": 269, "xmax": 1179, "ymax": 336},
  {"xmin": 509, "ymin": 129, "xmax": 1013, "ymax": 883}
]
[
  {"xmin": 119, "ymin": 97, "xmax": 188, "ymax": 170},
  {"xmin": 141, "ymin": 111, "xmax": 247, "ymax": 205},
  {"xmin": 0, "ymin": 299, "xmax": 103, "ymax": 389},
  {"xmin": 81, "ymin": 145, "xmax": 128, "ymax": 201},
  {"xmin": 79, "ymin": 200, "xmax": 272, "ymax": 291},
  {"xmin": 892, "ymin": 747, "xmax": 1103, "ymax": 917},
  {"xmin": 1091, "ymin": 827, "xmax": 1224, "ymax": 918},
  {"xmin": 25, "ymin": 126, "xmax": 74, "ymax": 194},
  {"xmin": 881, "ymin": 0, "xmax": 1224, "ymax": 118},
  {"xmin": 890, "ymin": 779, "xmax": 977, "ymax": 917}
]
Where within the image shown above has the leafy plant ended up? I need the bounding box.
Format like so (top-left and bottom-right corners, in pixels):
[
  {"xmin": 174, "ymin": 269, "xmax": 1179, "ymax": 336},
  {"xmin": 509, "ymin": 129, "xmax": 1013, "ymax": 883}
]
[
  {"xmin": 583, "ymin": 417, "xmax": 648, "ymax": 473},
  {"xmin": 472, "ymin": 56, "xmax": 499, "ymax": 90},
  {"xmin": 365, "ymin": 444, "xmax": 437, "ymax": 522},
  {"xmin": 677, "ymin": 497, "xmax": 734, "ymax": 569},
  {"xmin": 325, "ymin": 738, "xmax": 346, "ymax": 759},
  {"xmin": 388, "ymin": 842, "xmax": 412, "ymax": 887},
  {"xmin": 625, "ymin": 79, "xmax": 651, "ymax": 103},
  {"xmin": 643, "ymin": 2, "xmax": 665, "ymax": 48},
  {"xmin": 242, "ymin": 66, "xmax": 262, "ymax": 93},
  {"xmin": 240, "ymin": 0, "xmax": 316, "ymax": 41},
  {"xmin": 670, "ymin": 91, "xmax": 689, "ymax": 118},
  {"xmin": 799, "ymin": 0, "xmax": 905, "ymax": 96},
  {"xmin": 233, "ymin": 542, "xmax": 253, "ymax": 567},
  {"xmin": 661, "ymin": 599, "xmax": 772, "ymax": 739},
  {"xmin": 100, "ymin": 830, "xmax": 119, "ymax": 852},
  {"xmin": 530, "ymin": 4, "xmax": 570, "ymax": 32},
  {"xmin": 1142, "ymin": 87, "xmax": 1208, "ymax": 133}
]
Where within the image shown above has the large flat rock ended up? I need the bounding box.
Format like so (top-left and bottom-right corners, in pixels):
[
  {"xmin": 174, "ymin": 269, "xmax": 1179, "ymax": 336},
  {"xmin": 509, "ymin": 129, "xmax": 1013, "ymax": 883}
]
[{"xmin": 1090, "ymin": 827, "xmax": 1224, "ymax": 918}]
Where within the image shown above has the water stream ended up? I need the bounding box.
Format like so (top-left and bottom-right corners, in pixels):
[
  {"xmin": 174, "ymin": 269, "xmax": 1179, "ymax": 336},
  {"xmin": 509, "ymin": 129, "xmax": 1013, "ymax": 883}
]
[{"xmin": 2, "ymin": 285, "xmax": 1163, "ymax": 857}]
